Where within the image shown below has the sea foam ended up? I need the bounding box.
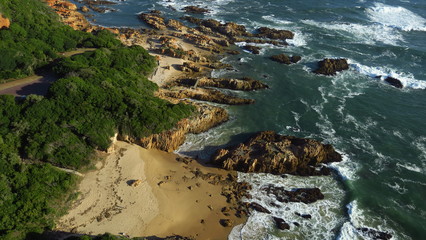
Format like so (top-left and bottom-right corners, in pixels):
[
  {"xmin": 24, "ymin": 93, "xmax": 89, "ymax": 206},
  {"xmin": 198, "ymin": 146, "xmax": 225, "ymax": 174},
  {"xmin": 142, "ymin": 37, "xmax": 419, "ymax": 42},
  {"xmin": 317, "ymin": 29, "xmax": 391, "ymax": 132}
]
[{"xmin": 366, "ymin": 3, "xmax": 426, "ymax": 31}]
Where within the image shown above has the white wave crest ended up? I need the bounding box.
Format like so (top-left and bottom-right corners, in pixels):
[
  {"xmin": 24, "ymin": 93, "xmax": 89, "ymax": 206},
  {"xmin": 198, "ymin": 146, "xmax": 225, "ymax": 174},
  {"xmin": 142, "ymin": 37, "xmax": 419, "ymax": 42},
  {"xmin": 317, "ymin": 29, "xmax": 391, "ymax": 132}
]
[
  {"xmin": 366, "ymin": 3, "xmax": 426, "ymax": 31},
  {"xmin": 348, "ymin": 60, "xmax": 426, "ymax": 89},
  {"xmin": 302, "ymin": 20, "xmax": 403, "ymax": 46}
]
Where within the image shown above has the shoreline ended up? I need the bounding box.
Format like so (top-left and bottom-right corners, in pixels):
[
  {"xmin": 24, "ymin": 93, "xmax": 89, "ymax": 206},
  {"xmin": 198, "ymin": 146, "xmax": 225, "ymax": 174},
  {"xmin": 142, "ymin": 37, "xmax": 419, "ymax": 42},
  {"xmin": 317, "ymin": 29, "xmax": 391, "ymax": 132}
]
[{"xmin": 57, "ymin": 141, "xmax": 246, "ymax": 239}]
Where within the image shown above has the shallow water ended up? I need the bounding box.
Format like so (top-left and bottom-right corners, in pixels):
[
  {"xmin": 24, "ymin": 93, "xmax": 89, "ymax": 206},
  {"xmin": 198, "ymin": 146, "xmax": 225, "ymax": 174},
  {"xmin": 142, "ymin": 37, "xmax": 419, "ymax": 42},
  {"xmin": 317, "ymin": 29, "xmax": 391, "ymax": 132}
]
[{"xmin": 82, "ymin": 0, "xmax": 426, "ymax": 238}]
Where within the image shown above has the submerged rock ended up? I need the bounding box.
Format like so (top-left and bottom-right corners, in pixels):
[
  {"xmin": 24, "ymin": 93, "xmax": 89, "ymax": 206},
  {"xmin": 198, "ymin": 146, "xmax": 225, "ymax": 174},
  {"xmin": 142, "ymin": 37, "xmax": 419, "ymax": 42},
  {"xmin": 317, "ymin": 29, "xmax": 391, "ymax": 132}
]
[
  {"xmin": 357, "ymin": 227, "xmax": 393, "ymax": 240},
  {"xmin": 263, "ymin": 185, "xmax": 324, "ymax": 204},
  {"xmin": 211, "ymin": 131, "xmax": 342, "ymax": 175},
  {"xmin": 243, "ymin": 45, "xmax": 261, "ymax": 54},
  {"xmin": 314, "ymin": 58, "xmax": 349, "ymax": 75},
  {"xmin": 248, "ymin": 202, "xmax": 271, "ymax": 214}
]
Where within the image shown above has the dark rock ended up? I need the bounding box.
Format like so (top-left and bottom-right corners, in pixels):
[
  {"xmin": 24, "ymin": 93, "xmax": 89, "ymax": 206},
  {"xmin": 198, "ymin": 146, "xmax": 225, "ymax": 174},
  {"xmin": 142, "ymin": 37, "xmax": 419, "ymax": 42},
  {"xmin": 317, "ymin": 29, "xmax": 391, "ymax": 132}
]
[
  {"xmin": 357, "ymin": 227, "xmax": 393, "ymax": 240},
  {"xmin": 183, "ymin": 6, "xmax": 209, "ymax": 14},
  {"xmin": 227, "ymin": 50, "xmax": 240, "ymax": 55},
  {"xmin": 384, "ymin": 77, "xmax": 403, "ymax": 88},
  {"xmin": 180, "ymin": 16, "xmax": 203, "ymax": 25},
  {"xmin": 255, "ymin": 27, "xmax": 294, "ymax": 40},
  {"xmin": 249, "ymin": 202, "xmax": 271, "ymax": 214},
  {"xmin": 293, "ymin": 222, "xmax": 300, "ymax": 227},
  {"xmin": 263, "ymin": 185, "xmax": 324, "ymax": 204},
  {"xmin": 273, "ymin": 217, "xmax": 290, "ymax": 230},
  {"xmin": 314, "ymin": 58, "xmax": 349, "ymax": 75},
  {"xmin": 243, "ymin": 45, "xmax": 261, "ymax": 54},
  {"xmin": 219, "ymin": 219, "xmax": 233, "ymax": 227},
  {"xmin": 291, "ymin": 55, "xmax": 302, "ymax": 63},
  {"xmin": 270, "ymin": 54, "xmax": 291, "ymax": 64},
  {"xmin": 211, "ymin": 131, "xmax": 342, "ymax": 175}
]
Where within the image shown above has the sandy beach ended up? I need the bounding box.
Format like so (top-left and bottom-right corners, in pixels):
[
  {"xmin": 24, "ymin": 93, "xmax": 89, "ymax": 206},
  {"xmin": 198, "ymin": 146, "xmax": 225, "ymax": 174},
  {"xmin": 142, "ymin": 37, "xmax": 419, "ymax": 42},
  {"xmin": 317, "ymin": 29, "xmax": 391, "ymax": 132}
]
[{"xmin": 57, "ymin": 141, "xmax": 245, "ymax": 239}]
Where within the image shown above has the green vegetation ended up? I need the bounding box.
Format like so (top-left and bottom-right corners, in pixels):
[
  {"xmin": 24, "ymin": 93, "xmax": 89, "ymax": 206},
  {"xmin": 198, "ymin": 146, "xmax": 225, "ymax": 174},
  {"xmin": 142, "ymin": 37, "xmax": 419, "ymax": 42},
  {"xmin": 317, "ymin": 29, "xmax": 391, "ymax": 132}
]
[{"xmin": 0, "ymin": 0, "xmax": 194, "ymax": 239}]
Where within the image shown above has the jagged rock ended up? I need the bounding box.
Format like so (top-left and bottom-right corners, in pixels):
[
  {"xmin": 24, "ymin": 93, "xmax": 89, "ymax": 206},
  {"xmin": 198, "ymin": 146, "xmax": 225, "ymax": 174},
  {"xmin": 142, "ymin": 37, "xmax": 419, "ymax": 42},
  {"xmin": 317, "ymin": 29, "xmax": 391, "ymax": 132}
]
[
  {"xmin": 211, "ymin": 131, "xmax": 342, "ymax": 175},
  {"xmin": 270, "ymin": 54, "xmax": 302, "ymax": 64},
  {"xmin": 357, "ymin": 227, "xmax": 393, "ymax": 240},
  {"xmin": 130, "ymin": 179, "xmax": 143, "ymax": 187},
  {"xmin": 56, "ymin": 1, "xmax": 78, "ymax": 10},
  {"xmin": 249, "ymin": 202, "xmax": 271, "ymax": 213},
  {"xmin": 273, "ymin": 217, "xmax": 290, "ymax": 230},
  {"xmin": 243, "ymin": 45, "xmax": 261, "ymax": 54},
  {"xmin": 176, "ymin": 77, "xmax": 268, "ymax": 91},
  {"xmin": 227, "ymin": 50, "xmax": 240, "ymax": 55},
  {"xmin": 183, "ymin": 6, "xmax": 209, "ymax": 14},
  {"xmin": 314, "ymin": 58, "xmax": 349, "ymax": 75},
  {"xmin": 139, "ymin": 12, "xmax": 166, "ymax": 30},
  {"xmin": 0, "ymin": 14, "xmax": 10, "ymax": 29},
  {"xmin": 255, "ymin": 27, "xmax": 294, "ymax": 40},
  {"xmin": 166, "ymin": 19, "xmax": 186, "ymax": 31},
  {"xmin": 80, "ymin": 6, "xmax": 90, "ymax": 12},
  {"xmin": 263, "ymin": 185, "xmax": 324, "ymax": 204},
  {"xmin": 213, "ymin": 38, "xmax": 230, "ymax": 47},
  {"xmin": 159, "ymin": 88, "xmax": 255, "ymax": 105},
  {"xmin": 181, "ymin": 16, "xmax": 202, "ymax": 25},
  {"xmin": 384, "ymin": 76, "xmax": 403, "ymax": 88}
]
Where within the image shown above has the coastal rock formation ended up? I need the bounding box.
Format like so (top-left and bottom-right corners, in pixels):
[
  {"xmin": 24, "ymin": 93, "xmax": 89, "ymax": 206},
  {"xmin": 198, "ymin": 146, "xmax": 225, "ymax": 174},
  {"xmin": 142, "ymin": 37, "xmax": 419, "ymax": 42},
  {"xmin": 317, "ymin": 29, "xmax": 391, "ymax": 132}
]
[
  {"xmin": 243, "ymin": 45, "xmax": 261, "ymax": 54},
  {"xmin": 314, "ymin": 58, "xmax": 349, "ymax": 75},
  {"xmin": 273, "ymin": 217, "xmax": 290, "ymax": 230},
  {"xmin": 262, "ymin": 185, "xmax": 324, "ymax": 204},
  {"xmin": 0, "ymin": 14, "xmax": 10, "ymax": 29},
  {"xmin": 175, "ymin": 77, "xmax": 268, "ymax": 91},
  {"xmin": 139, "ymin": 12, "xmax": 166, "ymax": 30},
  {"xmin": 136, "ymin": 104, "xmax": 228, "ymax": 152},
  {"xmin": 255, "ymin": 27, "xmax": 294, "ymax": 40},
  {"xmin": 167, "ymin": 19, "xmax": 186, "ymax": 32},
  {"xmin": 211, "ymin": 131, "xmax": 342, "ymax": 175},
  {"xmin": 248, "ymin": 202, "xmax": 271, "ymax": 214},
  {"xmin": 159, "ymin": 88, "xmax": 255, "ymax": 105},
  {"xmin": 183, "ymin": 6, "xmax": 209, "ymax": 14},
  {"xmin": 270, "ymin": 54, "xmax": 301, "ymax": 64},
  {"xmin": 46, "ymin": 0, "xmax": 91, "ymax": 31},
  {"xmin": 384, "ymin": 76, "xmax": 403, "ymax": 88}
]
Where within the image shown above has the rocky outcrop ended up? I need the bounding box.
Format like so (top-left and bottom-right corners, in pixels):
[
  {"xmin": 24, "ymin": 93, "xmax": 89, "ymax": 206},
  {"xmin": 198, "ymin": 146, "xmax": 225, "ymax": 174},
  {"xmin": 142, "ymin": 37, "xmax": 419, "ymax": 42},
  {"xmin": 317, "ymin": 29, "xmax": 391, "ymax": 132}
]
[
  {"xmin": 273, "ymin": 217, "xmax": 290, "ymax": 230},
  {"xmin": 0, "ymin": 14, "xmax": 10, "ymax": 29},
  {"xmin": 135, "ymin": 103, "xmax": 228, "ymax": 152},
  {"xmin": 243, "ymin": 45, "xmax": 261, "ymax": 54},
  {"xmin": 139, "ymin": 12, "xmax": 166, "ymax": 30},
  {"xmin": 248, "ymin": 202, "xmax": 271, "ymax": 214},
  {"xmin": 167, "ymin": 19, "xmax": 186, "ymax": 32},
  {"xmin": 357, "ymin": 227, "xmax": 392, "ymax": 240},
  {"xmin": 314, "ymin": 58, "xmax": 349, "ymax": 75},
  {"xmin": 181, "ymin": 16, "xmax": 249, "ymax": 38},
  {"xmin": 255, "ymin": 27, "xmax": 294, "ymax": 40},
  {"xmin": 262, "ymin": 185, "xmax": 324, "ymax": 204},
  {"xmin": 159, "ymin": 88, "xmax": 255, "ymax": 105},
  {"xmin": 211, "ymin": 131, "xmax": 342, "ymax": 175},
  {"xmin": 384, "ymin": 76, "xmax": 403, "ymax": 88},
  {"xmin": 270, "ymin": 54, "xmax": 301, "ymax": 64},
  {"xmin": 183, "ymin": 6, "xmax": 209, "ymax": 14},
  {"xmin": 175, "ymin": 77, "xmax": 268, "ymax": 91},
  {"xmin": 46, "ymin": 0, "xmax": 91, "ymax": 31}
]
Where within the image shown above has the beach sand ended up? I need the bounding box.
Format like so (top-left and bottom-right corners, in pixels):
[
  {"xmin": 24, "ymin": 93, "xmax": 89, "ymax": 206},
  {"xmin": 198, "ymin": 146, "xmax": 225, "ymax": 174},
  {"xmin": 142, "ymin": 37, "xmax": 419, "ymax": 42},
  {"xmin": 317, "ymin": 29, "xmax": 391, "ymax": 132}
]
[{"xmin": 57, "ymin": 141, "xmax": 244, "ymax": 239}]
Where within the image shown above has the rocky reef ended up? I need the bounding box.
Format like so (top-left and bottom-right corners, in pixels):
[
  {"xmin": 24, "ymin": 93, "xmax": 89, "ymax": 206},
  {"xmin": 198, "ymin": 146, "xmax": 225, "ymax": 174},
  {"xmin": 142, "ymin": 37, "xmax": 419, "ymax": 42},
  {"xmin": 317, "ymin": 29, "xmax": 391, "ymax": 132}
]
[
  {"xmin": 314, "ymin": 58, "xmax": 349, "ymax": 75},
  {"xmin": 173, "ymin": 77, "xmax": 268, "ymax": 91},
  {"xmin": 270, "ymin": 53, "xmax": 301, "ymax": 64},
  {"xmin": 211, "ymin": 131, "xmax": 342, "ymax": 175}
]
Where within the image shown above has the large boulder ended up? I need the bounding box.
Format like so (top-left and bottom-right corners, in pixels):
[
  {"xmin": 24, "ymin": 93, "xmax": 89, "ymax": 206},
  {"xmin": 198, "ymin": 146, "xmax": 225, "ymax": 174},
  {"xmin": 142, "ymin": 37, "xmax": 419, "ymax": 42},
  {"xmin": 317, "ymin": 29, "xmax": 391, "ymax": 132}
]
[
  {"xmin": 139, "ymin": 12, "xmax": 166, "ymax": 30},
  {"xmin": 211, "ymin": 131, "xmax": 342, "ymax": 175},
  {"xmin": 0, "ymin": 14, "xmax": 10, "ymax": 29},
  {"xmin": 314, "ymin": 58, "xmax": 349, "ymax": 75},
  {"xmin": 243, "ymin": 45, "xmax": 261, "ymax": 54},
  {"xmin": 255, "ymin": 27, "xmax": 294, "ymax": 40}
]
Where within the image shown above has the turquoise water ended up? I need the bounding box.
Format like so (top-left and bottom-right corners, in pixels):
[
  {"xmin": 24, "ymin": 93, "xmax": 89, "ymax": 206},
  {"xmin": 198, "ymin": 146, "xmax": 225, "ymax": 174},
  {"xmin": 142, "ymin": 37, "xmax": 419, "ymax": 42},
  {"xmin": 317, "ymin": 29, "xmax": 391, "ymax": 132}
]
[{"xmin": 81, "ymin": 0, "xmax": 426, "ymax": 239}]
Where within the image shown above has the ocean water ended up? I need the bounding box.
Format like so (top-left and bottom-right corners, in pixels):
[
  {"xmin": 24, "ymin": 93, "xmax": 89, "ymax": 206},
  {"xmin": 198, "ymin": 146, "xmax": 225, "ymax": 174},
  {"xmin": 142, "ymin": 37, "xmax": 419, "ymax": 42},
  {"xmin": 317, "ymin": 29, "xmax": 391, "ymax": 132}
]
[{"xmin": 80, "ymin": 0, "xmax": 426, "ymax": 239}]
